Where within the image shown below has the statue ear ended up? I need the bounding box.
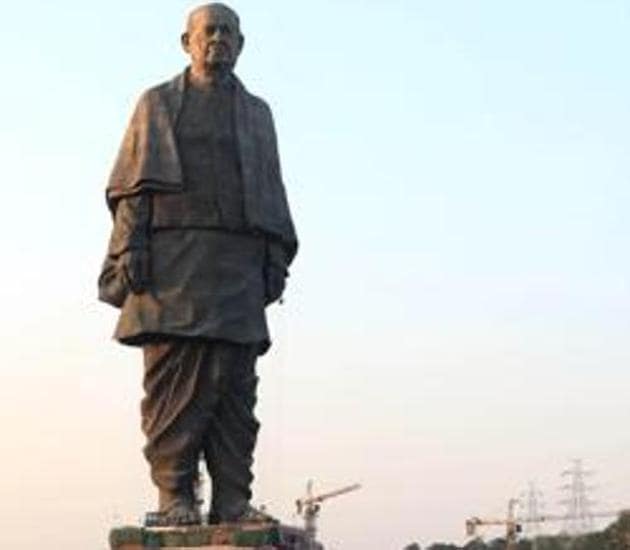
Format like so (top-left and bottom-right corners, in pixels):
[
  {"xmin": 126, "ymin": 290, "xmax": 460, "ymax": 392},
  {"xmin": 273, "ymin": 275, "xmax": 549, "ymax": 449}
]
[{"xmin": 181, "ymin": 32, "xmax": 190, "ymax": 53}]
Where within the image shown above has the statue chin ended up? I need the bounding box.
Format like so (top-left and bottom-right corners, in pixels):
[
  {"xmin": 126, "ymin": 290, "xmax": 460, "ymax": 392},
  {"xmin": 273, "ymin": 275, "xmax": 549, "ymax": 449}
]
[{"xmin": 205, "ymin": 55, "xmax": 233, "ymax": 70}]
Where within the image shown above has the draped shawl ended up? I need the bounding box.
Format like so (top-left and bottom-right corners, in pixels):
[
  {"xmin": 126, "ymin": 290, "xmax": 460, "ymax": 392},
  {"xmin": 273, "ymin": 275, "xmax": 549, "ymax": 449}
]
[{"xmin": 106, "ymin": 70, "xmax": 297, "ymax": 262}]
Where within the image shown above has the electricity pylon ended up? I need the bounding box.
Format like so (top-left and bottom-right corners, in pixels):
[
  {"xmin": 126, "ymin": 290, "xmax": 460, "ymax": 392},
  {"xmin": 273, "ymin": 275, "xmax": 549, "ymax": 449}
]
[
  {"xmin": 520, "ymin": 481, "xmax": 544, "ymax": 538},
  {"xmin": 560, "ymin": 459, "xmax": 595, "ymax": 535}
]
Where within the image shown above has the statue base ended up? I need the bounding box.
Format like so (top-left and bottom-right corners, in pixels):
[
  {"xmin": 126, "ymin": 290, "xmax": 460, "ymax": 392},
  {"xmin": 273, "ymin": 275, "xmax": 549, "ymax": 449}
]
[{"xmin": 109, "ymin": 522, "xmax": 323, "ymax": 549}]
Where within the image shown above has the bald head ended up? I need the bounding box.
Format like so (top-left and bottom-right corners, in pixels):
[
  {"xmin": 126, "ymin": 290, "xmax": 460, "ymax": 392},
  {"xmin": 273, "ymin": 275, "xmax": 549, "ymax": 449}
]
[
  {"xmin": 185, "ymin": 3, "xmax": 240, "ymax": 34},
  {"xmin": 181, "ymin": 3, "xmax": 244, "ymax": 77}
]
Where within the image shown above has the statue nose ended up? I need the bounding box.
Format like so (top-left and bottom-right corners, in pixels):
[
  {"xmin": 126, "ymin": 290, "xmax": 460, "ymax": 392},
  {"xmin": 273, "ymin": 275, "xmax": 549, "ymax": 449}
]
[{"xmin": 211, "ymin": 27, "xmax": 226, "ymax": 41}]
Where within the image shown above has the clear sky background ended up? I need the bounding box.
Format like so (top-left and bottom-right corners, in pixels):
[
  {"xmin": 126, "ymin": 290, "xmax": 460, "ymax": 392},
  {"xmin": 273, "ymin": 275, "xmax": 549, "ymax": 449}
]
[{"xmin": 0, "ymin": 1, "xmax": 629, "ymax": 549}]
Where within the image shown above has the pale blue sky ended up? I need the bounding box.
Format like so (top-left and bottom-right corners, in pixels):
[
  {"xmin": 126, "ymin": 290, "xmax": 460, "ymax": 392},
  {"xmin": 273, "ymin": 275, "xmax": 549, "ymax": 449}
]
[{"xmin": 0, "ymin": 2, "xmax": 629, "ymax": 549}]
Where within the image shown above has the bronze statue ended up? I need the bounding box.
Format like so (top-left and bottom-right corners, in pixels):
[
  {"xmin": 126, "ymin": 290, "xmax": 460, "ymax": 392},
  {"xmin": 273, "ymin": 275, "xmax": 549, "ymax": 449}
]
[{"xmin": 98, "ymin": 3, "xmax": 297, "ymax": 527}]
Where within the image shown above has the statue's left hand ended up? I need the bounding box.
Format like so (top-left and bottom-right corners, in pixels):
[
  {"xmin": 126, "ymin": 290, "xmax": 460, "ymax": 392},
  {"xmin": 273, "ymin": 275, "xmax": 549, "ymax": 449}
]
[
  {"xmin": 264, "ymin": 263, "xmax": 286, "ymax": 305},
  {"xmin": 264, "ymin": 240, "xmax": 288, "ymax": 305}
]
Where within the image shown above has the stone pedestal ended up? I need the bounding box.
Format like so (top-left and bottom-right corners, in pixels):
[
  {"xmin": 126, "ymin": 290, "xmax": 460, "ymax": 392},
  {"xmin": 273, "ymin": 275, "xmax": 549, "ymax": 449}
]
[{"xmin": 109, "ymin": 522, "xmax": 323, "ymax": 550}]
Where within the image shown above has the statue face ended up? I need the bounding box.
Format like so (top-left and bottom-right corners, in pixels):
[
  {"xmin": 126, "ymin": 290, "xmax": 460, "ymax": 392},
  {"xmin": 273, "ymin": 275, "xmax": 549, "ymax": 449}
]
[{"xmin": 182, "ymin": 5, "xmax": 243, "ymax": 72}]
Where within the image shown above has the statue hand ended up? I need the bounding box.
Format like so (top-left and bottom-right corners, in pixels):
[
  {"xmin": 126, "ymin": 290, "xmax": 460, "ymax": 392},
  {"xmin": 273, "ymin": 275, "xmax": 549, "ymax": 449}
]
[
  {"xmin": 121, "ymin": 248, "xmax": 150, "ymax": 294},
  {"xmin": 264, "ymin": 263, "xmax": 286, "ymax": 305}
]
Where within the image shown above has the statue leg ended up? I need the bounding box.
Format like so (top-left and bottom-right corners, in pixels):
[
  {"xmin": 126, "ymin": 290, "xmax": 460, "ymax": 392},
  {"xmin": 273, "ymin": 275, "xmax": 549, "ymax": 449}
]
[
  {"xmin": 141, "ymin": 338, "xmax": 221, "ymax": 525},
  {"xmin": 203, "ymin": 342, "xmax": 260, "ymax": 523}
]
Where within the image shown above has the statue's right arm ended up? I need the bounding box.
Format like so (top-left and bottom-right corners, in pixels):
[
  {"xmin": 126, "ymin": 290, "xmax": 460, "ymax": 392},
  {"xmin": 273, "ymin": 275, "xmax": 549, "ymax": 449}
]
[
  {"xmin": 98, "ymin": 194, "xmax": 151, "ymax": 306},
  {"xmin": 114, "ymin": 195, "xmax": 151, "ymax": 294}
]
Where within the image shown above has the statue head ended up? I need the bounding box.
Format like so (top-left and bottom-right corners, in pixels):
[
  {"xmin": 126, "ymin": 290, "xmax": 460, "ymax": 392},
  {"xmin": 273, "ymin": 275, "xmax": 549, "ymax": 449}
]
[{"xmin": 181, "ymin": 3, "xmax": 244, "ymax": 74}]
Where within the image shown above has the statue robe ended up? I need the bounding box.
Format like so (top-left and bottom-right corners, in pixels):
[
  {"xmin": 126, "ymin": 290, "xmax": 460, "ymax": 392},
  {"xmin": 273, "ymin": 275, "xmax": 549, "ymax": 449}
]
[
  {"xmin": 105, "ymin": 69, "xmax": 297, "ymax": 257},
  {"xmin": 99, "ymin": 71, "xmax": 296, "ymax": 353}
]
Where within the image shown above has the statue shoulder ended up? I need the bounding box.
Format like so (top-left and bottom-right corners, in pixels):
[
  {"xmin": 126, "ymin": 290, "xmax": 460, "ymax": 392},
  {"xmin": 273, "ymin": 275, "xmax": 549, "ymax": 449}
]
[
  {"xmin": 131, "ymin": 73, "xmax": 184, "ymax": 119},
  {"xmin": 236, "ymin": 80, "xmax": 274, "ymax": 117},
  {"xmin": 146, "ymin": 73, "xmax": 182, "ymax": 98},
  {"xmin": 245, "ymin": 90, "xmax": 271, "ymax": 112},
  {"xmin": 244, "ymin": 92, "xmax": 278, "ymax": 134}
]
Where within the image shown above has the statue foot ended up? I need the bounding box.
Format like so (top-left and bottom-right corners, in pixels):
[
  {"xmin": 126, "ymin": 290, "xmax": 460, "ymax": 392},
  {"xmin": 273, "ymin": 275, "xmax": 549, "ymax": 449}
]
[
  {"xmin": 208, "ymin": 504, "xmax": 277, "ymax": 525},
  {"xmin": 146, "ymin": 501, "xmax": 201, "ymax": 527}
]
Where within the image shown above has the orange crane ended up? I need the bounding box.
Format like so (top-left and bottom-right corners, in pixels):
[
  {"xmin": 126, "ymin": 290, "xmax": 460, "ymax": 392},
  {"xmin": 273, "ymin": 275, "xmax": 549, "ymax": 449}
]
[
  {"xmin": 296, "ymin": 480, "xmax": 361, "ymax": 547},
  {"xmin": 466, "ymin": 499, "xmax": 625, "ymax": 550},
  {"xmin": 466, "ymin": 498, "xmax": 521, "ymax": 550}
]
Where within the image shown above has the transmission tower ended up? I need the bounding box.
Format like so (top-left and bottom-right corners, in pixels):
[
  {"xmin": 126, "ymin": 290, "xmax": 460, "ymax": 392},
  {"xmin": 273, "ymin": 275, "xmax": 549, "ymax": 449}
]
[
  {"xmin": 560, "ymin": 459, "xmax": 595, "ymax": 535},
  {"xmin": 520, "ymin": 481, "xmax": 544, "ymax": 537}
]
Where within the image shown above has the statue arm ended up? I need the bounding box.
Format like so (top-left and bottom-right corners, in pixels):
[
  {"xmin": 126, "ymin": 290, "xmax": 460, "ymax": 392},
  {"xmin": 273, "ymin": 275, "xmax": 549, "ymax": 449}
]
[
  {"xmin": 260, "ymin": 105, "xmax": 297, "ymax": 305},
  {"xmin": 264, "ymin": 105, "xmax": 298, "ymax": 266},
  {"xmin": 98, "ymin": 194, "xmax": 151, "ymax": 307},
  {"xmin": 107, "ymin": 195, "xmax": 151, "ymax": 256},
  {"xmin": 266, "ymin": 239, "xmax": 289, "ymax": 275}
]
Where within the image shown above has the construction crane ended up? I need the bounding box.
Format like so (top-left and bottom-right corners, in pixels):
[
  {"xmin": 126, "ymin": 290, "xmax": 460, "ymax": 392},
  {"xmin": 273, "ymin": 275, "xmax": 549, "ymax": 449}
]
[
  {"xmin": 466, "ymin": 499, "xmax": 626, "ymax": 550},
  {"xmin": 466, "ymin": 498, "xmax": 521, "ymax": 550},
  {"xmin": 296, "ymin": 480, "xmax": 361, "ymax": 546}
]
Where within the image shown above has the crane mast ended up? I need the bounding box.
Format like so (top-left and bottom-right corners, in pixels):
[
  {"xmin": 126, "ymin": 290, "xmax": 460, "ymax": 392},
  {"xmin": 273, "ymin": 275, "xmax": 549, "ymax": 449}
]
[{"xmin": 296, "ymin": 480, "xmax": 361, "ymax": 548}]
